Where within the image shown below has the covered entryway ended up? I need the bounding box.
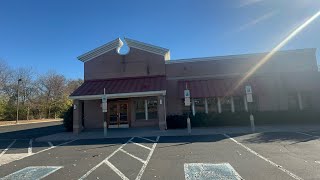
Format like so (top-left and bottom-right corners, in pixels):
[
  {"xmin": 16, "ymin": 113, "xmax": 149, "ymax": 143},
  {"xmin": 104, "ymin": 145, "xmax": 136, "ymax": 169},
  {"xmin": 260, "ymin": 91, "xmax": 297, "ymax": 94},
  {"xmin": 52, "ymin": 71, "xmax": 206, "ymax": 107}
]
[
  {"xmin": 108, "ymin": 101, "xmax": 129, "ymax": 128},
  {"xmin": 70, "ymin": 75, "xmax": 167, "ymax": 134}
]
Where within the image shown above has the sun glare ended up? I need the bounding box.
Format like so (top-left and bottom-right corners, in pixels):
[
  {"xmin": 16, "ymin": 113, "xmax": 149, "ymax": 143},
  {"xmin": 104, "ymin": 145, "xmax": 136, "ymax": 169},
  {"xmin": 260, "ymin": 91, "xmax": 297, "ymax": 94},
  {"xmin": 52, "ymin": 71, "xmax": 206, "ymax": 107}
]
[{"xmin": 232, "ymin": 10, "xmax": 320, "ymax": 93}]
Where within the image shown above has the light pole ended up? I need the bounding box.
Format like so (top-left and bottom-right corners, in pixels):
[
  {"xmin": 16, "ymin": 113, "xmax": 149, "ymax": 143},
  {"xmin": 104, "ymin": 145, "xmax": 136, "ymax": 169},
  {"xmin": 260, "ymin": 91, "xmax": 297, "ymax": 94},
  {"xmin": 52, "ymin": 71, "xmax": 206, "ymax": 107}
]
[{"xmin": 16, "ymin": 78, "xmax": 22, "ymax": 124}]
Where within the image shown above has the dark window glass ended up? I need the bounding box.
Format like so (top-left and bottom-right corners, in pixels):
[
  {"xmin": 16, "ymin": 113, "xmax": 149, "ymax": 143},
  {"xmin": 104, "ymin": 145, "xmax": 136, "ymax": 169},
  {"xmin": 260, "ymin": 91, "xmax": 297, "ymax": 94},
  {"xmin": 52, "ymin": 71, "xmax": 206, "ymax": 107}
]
[
  {"xmin": 221, "ymin": 97, "xmax": 231, "ymax": 112},
  {"xmin": 301, "ymin": 92, "xmax": 312, "ymax": 110},
  {"xmin": 194, "ymin": 98, "xmax": 205, "ymax": 113},
  {"xmin": 247, "ymin": 95, "xmax": 259, "ymax": 112},
  {"xmin": 135, "ymin": 99, "xmax": 145, "ymax": 120},
  {"xmin": 181, "ymin": 100, "xmax": 190, "ymax": 115},
  {"xmin": 148, "ymin": 98, "xmax": 158, "ymax": 119},
  {"xmin": 208, "ymin": 97, "xmax": 218, "ymax": 113},
  {"xmin": 234, "ymin": 96, "xmax": 244, "ymax": 112},
  {"xmin": 288, "ymin": 93, "xmax": 299, "ymax": 110}
]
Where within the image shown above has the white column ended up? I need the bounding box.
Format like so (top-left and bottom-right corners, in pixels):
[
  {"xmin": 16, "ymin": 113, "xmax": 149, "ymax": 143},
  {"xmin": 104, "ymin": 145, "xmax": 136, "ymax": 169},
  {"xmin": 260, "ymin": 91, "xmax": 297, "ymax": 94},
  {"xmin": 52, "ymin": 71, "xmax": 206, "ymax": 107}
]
[
  {"xmin": 191, "ymin": 99, "xmax": 195, "ymax": 116},
  {"xmin": 244, "ymin": 95, "xmax": 248, "ymax": 112},
  {"xmin": 204, "ymin": 98, "xmax": 208, "ymax": 114},
  {"xmin": 297, "ymin": 92, "xmax": 303, "ymax": 110},
  {"xmin": 231, "ymin": 96, "xmax": 235, "ymax": 113},
  {"xmin": 217, "ymin": 97, "xmax": 222, "ymax": 113},
  {"xmin": 145, "ymin": 99, "xmax": 148, "ymax": 120}
]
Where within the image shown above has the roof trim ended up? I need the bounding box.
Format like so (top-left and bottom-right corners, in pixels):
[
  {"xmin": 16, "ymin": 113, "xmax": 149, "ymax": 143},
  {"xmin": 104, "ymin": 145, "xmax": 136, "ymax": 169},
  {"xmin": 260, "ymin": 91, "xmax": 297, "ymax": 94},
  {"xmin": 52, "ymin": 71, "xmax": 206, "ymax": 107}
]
[
  {"xmin": 77, "ymin": 38, "xmax": 123, "ymax": 62},
  {"xmin": 69, "ymin": 90, "xmax": 166, "ymax": 100},
  {"xmin": 124, "ymin": 38, "xmax": 170, "ymax": 60},
  {"xmin": 166, "ymin": 48, "xmax": 317, "ymax": 64}
]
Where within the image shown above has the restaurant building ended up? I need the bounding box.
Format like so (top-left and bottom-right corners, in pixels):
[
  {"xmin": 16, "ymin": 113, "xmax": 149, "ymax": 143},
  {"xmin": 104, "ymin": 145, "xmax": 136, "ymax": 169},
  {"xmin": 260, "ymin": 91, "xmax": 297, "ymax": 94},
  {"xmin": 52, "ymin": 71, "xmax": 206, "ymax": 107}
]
[{"xmin": 70, "ymin": 38, "xmax": 320, "ymax": 133}]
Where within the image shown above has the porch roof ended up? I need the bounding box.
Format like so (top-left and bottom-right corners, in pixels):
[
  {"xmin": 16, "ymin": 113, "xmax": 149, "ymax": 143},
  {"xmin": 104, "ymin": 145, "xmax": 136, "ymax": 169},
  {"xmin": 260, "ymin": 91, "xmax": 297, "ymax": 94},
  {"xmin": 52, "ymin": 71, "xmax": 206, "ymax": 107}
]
[
  {"xmin": 70, "ymin": 75, "xmax": 166, "ymax": 100},
  {"xmin": 178, "ymin": 77, "xmax": 263, "ymax": 98}
]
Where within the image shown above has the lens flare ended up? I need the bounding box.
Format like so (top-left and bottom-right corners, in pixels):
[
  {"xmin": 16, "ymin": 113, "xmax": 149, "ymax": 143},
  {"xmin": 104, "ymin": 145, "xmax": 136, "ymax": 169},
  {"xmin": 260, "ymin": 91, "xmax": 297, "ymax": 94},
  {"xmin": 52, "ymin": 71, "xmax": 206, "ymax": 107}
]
[{"xmin": 232, "ymin": 10, "xmax": 320, "ymax": 93}]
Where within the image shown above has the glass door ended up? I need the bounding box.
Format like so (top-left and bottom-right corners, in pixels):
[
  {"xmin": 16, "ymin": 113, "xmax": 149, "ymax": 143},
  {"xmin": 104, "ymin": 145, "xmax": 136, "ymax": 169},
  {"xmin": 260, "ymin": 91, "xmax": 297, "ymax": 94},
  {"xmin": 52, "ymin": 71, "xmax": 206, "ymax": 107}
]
[
  {"xmin": 108, "ymin": 103, "xmax": 118, "ymax": 128},
  {"xmin": 108, "ymin": 102, "xmax": 129, "ymax": 128},
  {"xmin": 118, "ymin": 103, "xmax": 129, "ymax": 128}
]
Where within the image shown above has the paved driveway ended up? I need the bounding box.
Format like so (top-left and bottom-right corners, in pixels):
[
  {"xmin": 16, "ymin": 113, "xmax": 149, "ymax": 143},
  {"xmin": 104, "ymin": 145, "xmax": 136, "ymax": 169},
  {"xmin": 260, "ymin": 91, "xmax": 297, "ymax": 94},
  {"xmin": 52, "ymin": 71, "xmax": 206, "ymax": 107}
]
[{"xmin": 0, "ymin": 130, "xmax": 319, "ymax": 179}]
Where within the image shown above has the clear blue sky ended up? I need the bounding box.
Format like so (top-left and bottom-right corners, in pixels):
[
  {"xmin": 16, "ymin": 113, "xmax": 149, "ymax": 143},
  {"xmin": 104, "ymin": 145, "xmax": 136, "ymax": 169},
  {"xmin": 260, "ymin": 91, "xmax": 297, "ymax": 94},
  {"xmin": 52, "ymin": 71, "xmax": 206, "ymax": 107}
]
[{"xmin": 0, "ymin": 0, "xmax": 319, "ymax": 79}]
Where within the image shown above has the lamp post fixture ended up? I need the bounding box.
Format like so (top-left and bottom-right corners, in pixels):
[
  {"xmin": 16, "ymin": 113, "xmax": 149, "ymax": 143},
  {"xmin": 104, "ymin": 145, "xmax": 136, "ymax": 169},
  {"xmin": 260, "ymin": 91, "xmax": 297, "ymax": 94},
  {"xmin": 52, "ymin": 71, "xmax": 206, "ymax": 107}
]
[{"xmin": 16, "ymin": 78, "xmax": 22, "ymax": 124}]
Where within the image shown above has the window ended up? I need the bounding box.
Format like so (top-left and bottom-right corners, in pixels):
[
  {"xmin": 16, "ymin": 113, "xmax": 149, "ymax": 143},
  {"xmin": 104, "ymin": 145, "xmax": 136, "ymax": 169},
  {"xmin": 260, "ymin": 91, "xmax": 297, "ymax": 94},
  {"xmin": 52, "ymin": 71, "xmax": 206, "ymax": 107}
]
[
  {"xmin": 301, "ymin": 92, "xmax": 312, "ymax": 110},
  {"xmin": 135, "ymin": 99, "xmax": 145, "ymax": 120},
  {"xmin": 234, "ymin": 96, "xmax": 245, "ymax": 112},
  {"xmin": 181, "ymin": 100, "xmax": 190, "ymax": 115},
  {"xmin": 148, "ymin": 97, "xmax": 158, "ymax": 119},
  {"xmin": 207, "ymin": 97, "xmax": 218, "ymax": 113},
  {"xmin": 288, "ymin": 93, "xmax": 299, "ymax": 110},
  {"xmin": 221, "ymin": 97, "xmax": 231, "ymax": 112},
  {"xmin": 194, "ymin": 98, "xmax": 205, "ymax": 113},
  {"xmin": 247, "ymin": 95, "xmax": 259, "ymax": 112}
]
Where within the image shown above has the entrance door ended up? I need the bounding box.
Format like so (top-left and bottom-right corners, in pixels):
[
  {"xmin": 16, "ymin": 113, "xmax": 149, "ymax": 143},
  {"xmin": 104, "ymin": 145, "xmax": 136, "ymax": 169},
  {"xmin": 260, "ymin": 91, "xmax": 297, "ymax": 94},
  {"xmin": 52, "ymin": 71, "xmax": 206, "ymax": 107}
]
[{"xmin": 108, "ymin": 102, "xmax": 129, "ymax": 128}]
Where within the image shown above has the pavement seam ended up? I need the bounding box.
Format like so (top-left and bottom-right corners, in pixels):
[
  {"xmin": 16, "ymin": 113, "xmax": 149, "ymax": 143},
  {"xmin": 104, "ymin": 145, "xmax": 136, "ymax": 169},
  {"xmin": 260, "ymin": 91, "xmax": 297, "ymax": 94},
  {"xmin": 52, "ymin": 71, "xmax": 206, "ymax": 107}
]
[{"xmin": 223, "ymin": 133, "xmax": 303, "ymax": 180}]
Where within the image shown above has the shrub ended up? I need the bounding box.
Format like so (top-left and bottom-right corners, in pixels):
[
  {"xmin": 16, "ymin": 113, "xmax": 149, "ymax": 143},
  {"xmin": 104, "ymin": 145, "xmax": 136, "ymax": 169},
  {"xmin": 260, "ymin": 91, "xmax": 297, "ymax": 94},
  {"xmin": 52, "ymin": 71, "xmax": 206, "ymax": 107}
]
[
  {"xmin": 166, "ymin": 110, "xmax": 320, "ymax": 129},
  {"xmin": 166, "ymin": 114, "xmax": 187, "ymax": 129},
  {"xmin": 63, "ymin": 106, "xmax": 73, "ymax": 131}
]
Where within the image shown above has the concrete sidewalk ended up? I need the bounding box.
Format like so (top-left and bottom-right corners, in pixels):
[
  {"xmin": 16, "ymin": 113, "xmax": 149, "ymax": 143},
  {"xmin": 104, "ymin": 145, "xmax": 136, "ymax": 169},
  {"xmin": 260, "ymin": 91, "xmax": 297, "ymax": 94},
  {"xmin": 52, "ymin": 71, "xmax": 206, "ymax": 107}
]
[{"xmin": 35, "ymin": 124, "xmax": 320, "ymax": 142}]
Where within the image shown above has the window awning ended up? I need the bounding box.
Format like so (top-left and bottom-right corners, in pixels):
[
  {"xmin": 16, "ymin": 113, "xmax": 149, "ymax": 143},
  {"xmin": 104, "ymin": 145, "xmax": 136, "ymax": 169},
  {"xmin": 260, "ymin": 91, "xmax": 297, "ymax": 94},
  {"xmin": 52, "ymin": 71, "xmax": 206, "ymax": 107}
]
[
  {"xmin": 70, "ymin": 75, "xmax": 166, "ymax": 100},
  {"xmin": 178, "ymin": 78, "xmax": 262, "ymax": 98}
]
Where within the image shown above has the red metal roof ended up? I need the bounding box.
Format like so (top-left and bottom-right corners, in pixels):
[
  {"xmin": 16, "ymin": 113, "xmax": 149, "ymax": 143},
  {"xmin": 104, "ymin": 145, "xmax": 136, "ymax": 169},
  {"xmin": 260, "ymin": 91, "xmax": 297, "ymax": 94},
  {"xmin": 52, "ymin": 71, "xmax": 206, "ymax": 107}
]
[
  {"xmin": 71, "ymin": 75, "xmax": 166, "ymax": 96},
  {"xmin": 178, "ymin": 78, "xmax": 262, "ymax": 98}
]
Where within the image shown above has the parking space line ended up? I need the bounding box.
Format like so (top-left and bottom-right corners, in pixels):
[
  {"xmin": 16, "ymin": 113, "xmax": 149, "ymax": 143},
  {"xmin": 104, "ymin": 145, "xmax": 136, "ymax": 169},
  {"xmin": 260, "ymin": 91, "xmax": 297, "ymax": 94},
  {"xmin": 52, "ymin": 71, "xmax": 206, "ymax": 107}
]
[
  {"xmin": 78, "ymin": 137, "xmax": 134, "ymax": 180},
  {"xmin": 48, "ymin": 142, "xmax": 54, "ymax": 147},
  {"xmin": 0, "ymin": 139, "xmax": 16, "ymax": 158},
  {"xmin": 28, "ymin": 139, "xmax": 33, "ymax": 155},
  {"xmin": 296, "ymin": 132, "xmax": 320, "ymax": 139},
  {"xmin": 119, "ymin": 149, "xmax": 146, "ymax": 164},
  {"xmin": 136, "ymin": 137, "xmax": 156, "ymax": 143},
  {"xmin": 135, "ymin": 136, "xmax": 160, "ymax": 180},
  {"xmin": 223, "ymin": 134, "xmax": 303, "ymax": 180},
  {"xmin": 129, "ymin": 140, "xmax": 152, "ymax": 150},
  {"xmin": 105, "ymin": 160, "xmax": 129, "ymax": 180}
]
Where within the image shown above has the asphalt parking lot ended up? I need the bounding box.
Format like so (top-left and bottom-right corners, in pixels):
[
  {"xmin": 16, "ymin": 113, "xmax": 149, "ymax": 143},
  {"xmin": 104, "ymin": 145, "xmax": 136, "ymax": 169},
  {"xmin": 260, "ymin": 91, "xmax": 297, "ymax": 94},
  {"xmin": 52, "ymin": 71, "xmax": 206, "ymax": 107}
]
[{"xmin": 0, "ymin": 128, "xmax": 320, "ymax": 180}]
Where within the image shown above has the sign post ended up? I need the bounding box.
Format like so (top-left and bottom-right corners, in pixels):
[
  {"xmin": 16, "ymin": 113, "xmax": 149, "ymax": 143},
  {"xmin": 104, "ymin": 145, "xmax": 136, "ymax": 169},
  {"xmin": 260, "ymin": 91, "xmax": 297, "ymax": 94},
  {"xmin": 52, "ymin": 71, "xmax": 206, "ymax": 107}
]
[
  {"xmin": 245, "ymin": 85, "xmax": 255, "ymax": 133},
  {"xmin": 184, "ymin": 85, "xmax": 191, "ymax": 135},
  {"xmin": 102, "ymin": 88, "xmax": 107, "ymax": 137}
]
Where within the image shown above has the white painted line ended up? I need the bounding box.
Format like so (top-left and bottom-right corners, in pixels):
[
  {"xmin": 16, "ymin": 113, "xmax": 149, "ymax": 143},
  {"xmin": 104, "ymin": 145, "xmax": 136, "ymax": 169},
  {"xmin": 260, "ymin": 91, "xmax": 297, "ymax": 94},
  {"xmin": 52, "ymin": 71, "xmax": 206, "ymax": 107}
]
[
  {"xmin": 78, "ymin": 137, "xmax": 134, "ymax": 180},
  {"xmin": 135, "ymin": 136, "xmax": 160, "ymax": 180},
  {"xmin": 296, "ymin": 132, "xmax": 320, "ymax": 139},
  {"xmin": 0, "ymin": 139, "xmax": 76, "ymax": 167},
  {"xmin": 0, "ymin": 139, "xmax": 16, "ymax": 158},
  {"xmin": 223, "ymin": 134, "xmax": 303, "ymax": 180},
  {"xmin": 105, "ymin": 160, "xmax": 129, "ymax": 180},
  {"xmin": 129, "ymin": 140, "xmax": 152, "ymax": 150},
  {"xmin": 28, "ymin": 139, "xmax": 33, "ymax": 155},
  {"xmin": 119, "ymin": 148, "xmax": 146, "ymax": 164},
  {"xmin": 136, "ymin": 136, "xmax": 156, "ymax": 143},
  {"xmin": 48, "ymin": 142, "xmax": 54, "ymax": 147}
]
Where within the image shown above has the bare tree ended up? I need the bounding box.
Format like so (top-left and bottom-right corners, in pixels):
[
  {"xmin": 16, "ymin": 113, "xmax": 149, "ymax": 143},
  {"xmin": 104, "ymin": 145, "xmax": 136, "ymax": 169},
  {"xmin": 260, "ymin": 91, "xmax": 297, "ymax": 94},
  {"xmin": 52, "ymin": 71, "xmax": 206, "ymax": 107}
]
[{"xmin": 37, "ymin": 71, "xmax": 67, "ymax": 119}]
